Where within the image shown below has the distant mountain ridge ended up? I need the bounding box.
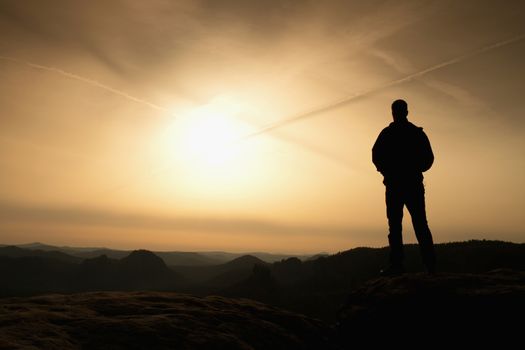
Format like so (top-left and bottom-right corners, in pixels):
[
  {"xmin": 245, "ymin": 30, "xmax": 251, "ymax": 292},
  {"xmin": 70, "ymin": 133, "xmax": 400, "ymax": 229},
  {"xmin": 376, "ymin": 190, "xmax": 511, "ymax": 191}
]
[
  {"xmin": 220, "ymin": 239, "xmax": 525, "ymax": 321},
  {"xmin": 0, "ymin": 248, "xmax": 179, "ymax": 295},
  {"xmin": 0, "ymin": 246, "xmax": 272, "ymax": 296},
  {"xmin": 78, "ymin": 249, "xmax": 177, "ymax": 291},
  {"xmin": 6, "ymin": 242, "xmax": 316, "ymax": 265},
  {"xmin": 1, "ymin": 239, "xmax": 524, "ymax": 323},
  {"xmin": 0, "ymin": 246, "xmax": 82, "ymax": 263},
  {"xmin": 170, "ymin": 254, "xmax": 270, "ymax": 292}
]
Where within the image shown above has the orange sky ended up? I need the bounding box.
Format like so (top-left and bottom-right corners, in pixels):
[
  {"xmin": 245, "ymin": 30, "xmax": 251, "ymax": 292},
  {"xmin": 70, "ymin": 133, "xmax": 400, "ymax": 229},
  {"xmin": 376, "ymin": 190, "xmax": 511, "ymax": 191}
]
[{"xmin": 0, "ymin": 0, "xmax": 524, "ymax": 253}]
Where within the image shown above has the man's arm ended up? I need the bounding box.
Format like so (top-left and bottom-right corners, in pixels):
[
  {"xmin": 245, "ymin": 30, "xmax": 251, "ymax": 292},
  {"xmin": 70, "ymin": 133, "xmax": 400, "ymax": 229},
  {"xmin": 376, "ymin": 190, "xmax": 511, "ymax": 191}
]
[
  {"xmin": 419, "ymin": 130, "xmax": 434, "ymax": 172},
  {"xmin": 372, "ymin": 130, "xmax": 387, "ymax": 173}
]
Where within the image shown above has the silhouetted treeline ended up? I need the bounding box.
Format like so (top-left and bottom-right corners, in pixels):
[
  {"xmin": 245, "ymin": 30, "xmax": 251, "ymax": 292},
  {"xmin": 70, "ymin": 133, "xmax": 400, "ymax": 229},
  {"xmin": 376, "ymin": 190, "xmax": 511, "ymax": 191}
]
[
  {"xmin": 1, "ymin": 240, "xmax": 524, "ymax": 321},
  {"xmin": 0, "ymin": 249, "xmax": 179, "ymax": 296},
  {"xmin": 221, "ymin": 240, "xmax": 525, "ymax": 321}
]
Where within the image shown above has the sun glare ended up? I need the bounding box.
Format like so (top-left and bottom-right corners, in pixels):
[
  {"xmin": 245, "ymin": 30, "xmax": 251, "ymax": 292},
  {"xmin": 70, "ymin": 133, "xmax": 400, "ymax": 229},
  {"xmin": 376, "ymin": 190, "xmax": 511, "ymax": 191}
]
[
  {"xmin": 156, "ymin": 96, "xmax": 256, "ymax": 169},
  {"xmin": 148, "ymin": 95, "xmax": 275, "ymax": 197},
  {"xmin": 180, "ymin": 103, "xmax": 242, "ymax": 165},
  {"xmin": 149, "ymin": 95, "xmax": 281, "ymax": 198}
]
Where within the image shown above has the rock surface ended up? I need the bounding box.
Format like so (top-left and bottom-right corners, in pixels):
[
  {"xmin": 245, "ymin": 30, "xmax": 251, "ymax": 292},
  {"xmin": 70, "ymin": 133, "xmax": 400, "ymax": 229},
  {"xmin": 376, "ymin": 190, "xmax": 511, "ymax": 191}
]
[
  {"xmin": 2, "ymin": 270, "xmax": 524, "ymax": 349},
  {"xmin": 0, "ymin": 291, "xmax": 333, "ymax": 350},
  {"xmin": 335, "ymin": 270, "xmax": 525, "ymax": 345}
]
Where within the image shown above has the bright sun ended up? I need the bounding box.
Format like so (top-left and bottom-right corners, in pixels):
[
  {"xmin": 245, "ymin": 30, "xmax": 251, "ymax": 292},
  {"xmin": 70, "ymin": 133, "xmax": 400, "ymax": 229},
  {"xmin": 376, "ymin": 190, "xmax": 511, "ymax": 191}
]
[
  {"xmin": 150, "ymin": 95, "xmax": 277, "ymax": 198},
  {"xmin": 157, "ymin": 96, "xmax": 255, "ymax": 168},
  {"xmin": 181, "ymin": 108, "xmax": 240, "ymax": 165}
]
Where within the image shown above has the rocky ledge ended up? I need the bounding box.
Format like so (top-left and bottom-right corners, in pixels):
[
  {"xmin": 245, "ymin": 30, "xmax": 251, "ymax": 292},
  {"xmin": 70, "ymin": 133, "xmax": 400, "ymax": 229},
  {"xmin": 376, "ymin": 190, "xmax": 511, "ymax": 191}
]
[
  {"xmin": 0, "ymin": 291, "xmax": 333, "ymax": 350},
  {"xmin": 335, "ymin": 269, "xmax": 525, "ymax": 345}
]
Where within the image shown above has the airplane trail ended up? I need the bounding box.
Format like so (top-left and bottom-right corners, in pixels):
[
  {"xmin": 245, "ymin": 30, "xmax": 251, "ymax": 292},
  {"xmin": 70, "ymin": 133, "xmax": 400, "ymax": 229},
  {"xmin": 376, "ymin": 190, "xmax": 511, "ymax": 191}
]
[
  {"xmin": 237, "ymin": 33, "xmax": 525, "ymax": 141},
  {"xmin": 0, "ymin": 53, "xmax": 357, "ymax": 206},
  {"xmin": 2, "ymin": 32, "xmax": 522, "ymax": 145},
  {"xmin": 2, "ymin": 32, "xmax": 523, "ymax": 204},
  {"xmin": 0, "ymin": 54, "xmax": 353, "ymax": 170},
  {"xmin": 0, "ymin": 55, "xmax": 169, "ymax": 114},
  {"xmin": 110, "ymin": 31, "xmax": 524, "ymax": 200}
]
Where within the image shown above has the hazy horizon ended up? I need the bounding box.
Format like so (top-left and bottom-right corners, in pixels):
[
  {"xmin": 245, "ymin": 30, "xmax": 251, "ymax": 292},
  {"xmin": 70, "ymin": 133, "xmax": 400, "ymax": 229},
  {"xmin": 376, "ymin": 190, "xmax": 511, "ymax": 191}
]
[
  {"xmin": 1, "ymin": 1, "xmax": 524, "ymax": 253},
  {"xmin": 3, "ymin": 239, "xmax": 331, "ymax": 255},
  {"xmin": 4, "ymin": 237, "xmax": 522, "ymax": 256}
]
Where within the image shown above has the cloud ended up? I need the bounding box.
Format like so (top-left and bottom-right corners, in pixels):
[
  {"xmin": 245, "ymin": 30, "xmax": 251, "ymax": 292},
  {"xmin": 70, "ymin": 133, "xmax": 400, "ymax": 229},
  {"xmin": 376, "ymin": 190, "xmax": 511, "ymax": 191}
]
[
  {"xmin": 0, "ymin": 55, "xmax": 169, "ymax": 113},
  {"xmin": 1, "ymin": 0, "xmax": 524, "ymax": 250},
  {"xmin": 238, "ymin": 32, "xmax": 525, "ymax": 139},
  {"xmin": 0, "ymin": 201, "xmax": 352, "ymax": 238}
]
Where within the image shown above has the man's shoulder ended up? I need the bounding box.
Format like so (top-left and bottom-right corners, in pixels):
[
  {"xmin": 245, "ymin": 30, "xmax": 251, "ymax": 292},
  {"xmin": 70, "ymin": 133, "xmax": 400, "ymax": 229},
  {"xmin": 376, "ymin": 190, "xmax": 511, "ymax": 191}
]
[
  {"xmin": 407, "ymin": 121, "xmax": 423, "ymax": 129},
  {"xmin": 406, "ymin": 122, "xmax": 428, "ymax": 137},
  {"xmin": 381, "ymin": 121, "xmax": 420, "ymax": 132},
  {"xmin": 381, "ymin": 122, "xmax": 398, "ymax": 133},
  {"xmin": 379, "ymin": 121, "xmax": 427, "ymax": 137}
]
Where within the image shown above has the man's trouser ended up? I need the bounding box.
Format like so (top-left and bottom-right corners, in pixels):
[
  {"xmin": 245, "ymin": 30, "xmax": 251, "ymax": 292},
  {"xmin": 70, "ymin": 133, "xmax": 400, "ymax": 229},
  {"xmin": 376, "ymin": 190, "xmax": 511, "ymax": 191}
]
[{"xmin": 385, "ymin": 180, "xmax": 436, "ymax": 270}]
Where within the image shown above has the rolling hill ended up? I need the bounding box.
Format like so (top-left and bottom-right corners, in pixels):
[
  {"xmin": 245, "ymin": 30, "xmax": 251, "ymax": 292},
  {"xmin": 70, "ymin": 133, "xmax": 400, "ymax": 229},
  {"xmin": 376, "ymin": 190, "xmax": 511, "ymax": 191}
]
[
  {"xmin": 8, "ymin": 242, "xmax": 315, "ymax": 265},
  {"xmin": 1, "ymin": 239, "xmax": 524, "ymax": 323}
]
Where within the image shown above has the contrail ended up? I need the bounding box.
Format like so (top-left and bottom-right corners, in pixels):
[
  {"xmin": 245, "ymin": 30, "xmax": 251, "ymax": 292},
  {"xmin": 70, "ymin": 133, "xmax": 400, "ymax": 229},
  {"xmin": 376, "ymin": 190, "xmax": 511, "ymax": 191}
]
[
  {"xmin": 238, "ymin": 33, "xmax": 525, "ymax": 141},
  {"xmin": 0, "ymin": 54, "xmax": 357, "ymax": 206},
  {"xmin": 0, "ymin": 54, "xmax": 353, "ymax": 172},
  {"xmin": 74, "ymin": 33, "xmax": 525, "ymax": 205},
  {"xmin": 0, "ymin": 55, "xmax": 350, "ymax": 165},
  {"xmin": 2, "ymin": 33, "xmax": 524, "ymax": 204},
  {"xmin": 0, "ymin": 55, "xmax": 169, "ymax": 114}
]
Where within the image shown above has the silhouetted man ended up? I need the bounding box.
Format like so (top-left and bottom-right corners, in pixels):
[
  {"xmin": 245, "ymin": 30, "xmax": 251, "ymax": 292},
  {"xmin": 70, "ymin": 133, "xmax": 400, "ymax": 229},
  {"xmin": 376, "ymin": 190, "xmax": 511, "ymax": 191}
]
[{"xmin": 372, "ymin": 99, "xmax": 436, "ymax": 275}]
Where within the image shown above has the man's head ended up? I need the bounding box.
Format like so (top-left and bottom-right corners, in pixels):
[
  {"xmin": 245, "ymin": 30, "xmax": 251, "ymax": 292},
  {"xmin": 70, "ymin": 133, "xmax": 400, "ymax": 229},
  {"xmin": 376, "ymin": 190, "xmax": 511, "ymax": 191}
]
[{"xmin": 391, "ymin": 99, "xmax": 408, "ymax": 122}]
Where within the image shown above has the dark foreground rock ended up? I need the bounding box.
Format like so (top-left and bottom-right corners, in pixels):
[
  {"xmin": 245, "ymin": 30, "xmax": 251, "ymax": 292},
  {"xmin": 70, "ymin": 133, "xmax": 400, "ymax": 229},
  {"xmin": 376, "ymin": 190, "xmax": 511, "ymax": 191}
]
[
  {"xmin": 0, "ymin": 291, "xmax": 333, "ymax": 350},
  {"xmin": 2, "ymin": 270, "xmax": 524, "ymax": 349},
  {"xmin": 335, "ymin": 269, "xmax": 525, "ymax": 345}
]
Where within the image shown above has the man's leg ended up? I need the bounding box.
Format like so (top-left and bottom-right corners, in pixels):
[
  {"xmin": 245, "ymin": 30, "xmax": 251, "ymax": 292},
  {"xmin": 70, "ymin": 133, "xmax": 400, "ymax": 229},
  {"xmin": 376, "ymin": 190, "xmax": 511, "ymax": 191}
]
[
  {"xmin": 406, "ymin": 182, "xmax": 436, "ymax": 273},
  {"xmin": 385, "ymin": 185, "xmax": 405, "ymax": 269}
]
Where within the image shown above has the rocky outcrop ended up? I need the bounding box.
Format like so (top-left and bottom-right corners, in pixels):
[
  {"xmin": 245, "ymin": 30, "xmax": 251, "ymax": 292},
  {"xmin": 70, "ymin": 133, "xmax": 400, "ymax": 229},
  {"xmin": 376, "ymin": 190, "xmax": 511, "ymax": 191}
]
[
  {"xmin": 0, "ymin": 291, "xmax": 334, "ymax": 350},
  {"xmin": 335, "ymin": 270, "xmax": 525, "ymax": 345}
]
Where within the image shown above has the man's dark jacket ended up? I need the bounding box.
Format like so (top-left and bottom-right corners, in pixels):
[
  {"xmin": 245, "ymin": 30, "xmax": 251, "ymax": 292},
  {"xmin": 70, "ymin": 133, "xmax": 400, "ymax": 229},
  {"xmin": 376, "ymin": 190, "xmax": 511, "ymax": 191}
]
[{"xmin": 372, "ymin": 121, "xmax": 434, "ymax": 185}]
